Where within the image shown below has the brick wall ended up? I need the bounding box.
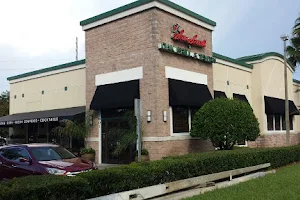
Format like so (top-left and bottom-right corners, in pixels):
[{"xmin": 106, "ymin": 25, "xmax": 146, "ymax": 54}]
[
  {"xmin": 248, "ymin": 133, "xmax": 300, "ymax": 148},
  {"xmin": 85, "ymin": 8, "xmax": 214, "ymax": 163},
  {"xmin": 144, "ymin": 139, "xmax": 213, "ymax": 160}
]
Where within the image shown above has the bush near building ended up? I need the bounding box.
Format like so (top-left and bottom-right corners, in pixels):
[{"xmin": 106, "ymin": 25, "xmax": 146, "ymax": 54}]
[
  {"xmin": 1, "ymin": 145, "xmax": 300, "ymax": 200},
  {"xmin": 191, "ymin": 98, "xmax": 260, "ymax": 150}
]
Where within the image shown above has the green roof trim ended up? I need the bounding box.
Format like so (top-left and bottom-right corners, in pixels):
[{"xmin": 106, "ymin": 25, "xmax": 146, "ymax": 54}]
[
  {"xmin": 293, "ymin": 79, "xmax": 300, "ymax": 84},
  {"xmin": 7, "ymin": 59, "xmax": 85, "ymax": 81},
  {"xmin": 80, "ymin": 0, "xmax": 216, "ymax": 27},
  {"xmin": 237, "ymin": 52, "xmax": 294, "ymax": 69},
  {"xmin": 213, "ymin": 52, "xmax": 253, "ymax": 69}
]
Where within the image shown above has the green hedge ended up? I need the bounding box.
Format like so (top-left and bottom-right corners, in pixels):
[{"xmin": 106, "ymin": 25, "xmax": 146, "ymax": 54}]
[
  {"xmin": 1, "ymin": 146, "xmax": 300, "ymax": 200},
  {"xmin": 0, "ymin": 175, "xmax": 90, "ymax": 200}
]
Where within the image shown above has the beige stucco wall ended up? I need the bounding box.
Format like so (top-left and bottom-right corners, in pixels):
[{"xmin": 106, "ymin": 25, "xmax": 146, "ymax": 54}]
[
  {"xmin": 250, "ymin": 57, "xmax": 296, "ymax": 135},
  {"xmin": 213, "ymin": 62, "xmax": 252, "ymax": 104},
  {"xmin": 293, "ymin": 83, "xmax": 300, "ymax": 134},
  {"xmin": 9, "ymin": 66, "xmax": 86, "ymax": 114},
  {"xmin": 214, "ymin": 57, "xmax": 300, "ymax": 140}
]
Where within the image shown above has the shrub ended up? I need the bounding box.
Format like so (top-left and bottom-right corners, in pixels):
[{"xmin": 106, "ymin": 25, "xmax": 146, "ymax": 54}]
[
  {"xmin": 80, "ymin": 147, "xmax": 95, "ymax": 155},
  {"xmin": 79, "ymin": 145, "xmax": 300, "ymax": 198},
  {"xmin": 191, "ymin": 98, "xmax": 260, "ymax": 150},
  {"xmin": 0, "ymin": 175, "xmax": 90, "ymax": 200},
  {"xmin": 1, "ymin": 146, "xmax": 300, "ymax": 199},
  {"xmin": 141, "ymin": 148, "xmax": 149, "ymax": 155}
]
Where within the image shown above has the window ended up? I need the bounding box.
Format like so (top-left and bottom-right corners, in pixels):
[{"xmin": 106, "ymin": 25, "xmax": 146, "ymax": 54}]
[
  {"xmin": 14, "ymin": 95, "xmax": 16, "ymax": 99},
  {"xmin": 64, "ymin": 86, "xmax": 68, "ymax": 91},
  {"xmin": 0, "ymin": 148, "xmax": 31, "ymax": 162},
  {"xmin": 172, "ymin": 107, "xmax": 189, "ymax": 133},
  {"xmin": 274, "ymin": 115, "xmax": 280, "ymax": 130},
  {"xmin": 290, "ymin": 116, "xmax": 293, "ymax": 130},
  {"xmin": 237, "ymin": 140, "xmax": 246, "ymax": 146},
  {"xmin": 282, "ymin": 116, "xmax": 286, "ymax": 130},
  {"xmin": 42, "ymin": 90, "xmax": 44, "ymax": 95},
  {"xmin": 22, "ymin": 94, "xmax": 24, "ymax": 98},
  {"xmin": 30, "ymin": 146, "xmax": 75, "ymax": 161},
  {"xmin": 172, "ymin": 107, "xmax": 200, "ymax": 134},
  {"xmin": 267, "ymin": 115, "xmax": 274, "ymax": 130},
  {"xmin": 267, "ymin": 115, "xmax": 294, "ymax": 131}
]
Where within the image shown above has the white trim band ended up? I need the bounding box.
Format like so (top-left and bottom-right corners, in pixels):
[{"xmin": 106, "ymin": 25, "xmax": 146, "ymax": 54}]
[
  {"xmin": 9, "ymin": 64, "xmax": 86, "ymax": 84},
  {"xmin": 165, "ymin": 66, "xmax": 207, "ymax": 85},
  {"xmin": 82, "ymin": 2, "xmax": 215, "ymax": 31},
  {"xmin": 246, "ymin": 56, "xmax": 294, "ymax": 73},
  {"xmin": 95, "ymin": 66, "xmax": 143, "ymax": 86},
  {"xmin": 215, "ymin": 59, "xmax": 252, "ymax": 73}
]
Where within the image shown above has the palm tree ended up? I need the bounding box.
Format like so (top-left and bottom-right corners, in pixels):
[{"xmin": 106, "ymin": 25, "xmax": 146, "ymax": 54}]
[{"xmin": 287, "ymin": 16, "xmax": 300, "ymax": 68}]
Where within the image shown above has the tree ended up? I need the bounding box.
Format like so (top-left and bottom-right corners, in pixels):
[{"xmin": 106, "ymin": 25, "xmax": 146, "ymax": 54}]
[
  {"xmin": 106, "ymin": 110, "xmax": 137, "ymax": 156},
  {"xmin": 51, "ymin": 111, "xmax": 93, "ymax": 139},
  {"xmin": 0, "ymin": 91, "xmax": 9, "ymax": 137},
  {"xmin": 287, "ymin": 15, "xmax": 300, "ymax": 68},
  {"xmin": 190, "ymin": 98, "xmax": 260, "ymax": 150}
]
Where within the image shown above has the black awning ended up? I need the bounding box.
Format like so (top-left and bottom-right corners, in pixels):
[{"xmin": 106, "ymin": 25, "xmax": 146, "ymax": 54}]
[
  {"xmin": 233, "ymin": 93, "xmax": 249, "ymax": 104},
  {"xmin": 169, "ymin": 79, "xmax": 212, "ymax": 107},
  {"xmin": 90, "ymin": 80, "xmax": 140, "ymax": 110},
  {"xmin": 264, "ymin": 96, "xmax": 299, "ymax": 115},
  {"xmin": 214, "ymin": 90, "xmax": 227, "ymax": 98},
  {"xmin": 0, "ymin": 106, "xmax": 85, "ymax": 127}
]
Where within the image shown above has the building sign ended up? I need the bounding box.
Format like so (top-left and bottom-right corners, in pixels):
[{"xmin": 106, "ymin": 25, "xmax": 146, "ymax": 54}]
[
  {"xmin": 171, "ymin": 24, "xmax": 206, "ymax": 48},
  {"xmin": 158, "ymin": 43, "xmax": 216, "ymax": 63},
  {"xmin": 0, "ymin": 117, "xmax": 59, "ymax": 126}
]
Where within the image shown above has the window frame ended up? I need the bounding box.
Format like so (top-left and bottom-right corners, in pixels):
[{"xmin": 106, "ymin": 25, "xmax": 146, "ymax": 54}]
[
  {"xmin": 266, "ymin": 114, "xmax": 294, "ymax": 132},
  {"xmin": 170, "ymin": 107, "xmax": 194, "ymax": 136},
  {"xmin": 236, "ymin": 140, "xmax": 248, "ymax": 147},
  {"xmin": 0, "ymin": 147, "xmax": 32, "ymax": 163}
]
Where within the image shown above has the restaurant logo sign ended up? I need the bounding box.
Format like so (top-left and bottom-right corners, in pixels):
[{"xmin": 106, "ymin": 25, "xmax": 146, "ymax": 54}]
[
  {"xmin": 0, "ymin": 117, "xmax": 59, "ymax": 126},
  {"xmin": 171, "ymin": 24, "xmax": 206, "ymax": 48},
  {"xmin": 158, "ymin": 43, "xmax": 215, "ymax": 63}
]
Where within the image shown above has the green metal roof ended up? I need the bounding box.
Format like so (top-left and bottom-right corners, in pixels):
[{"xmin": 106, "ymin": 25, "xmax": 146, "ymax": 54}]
[
  {"xmin": 237, "ymin": 52, "xmax": 294, "ymax": 69},
  {"xmin": 7, "ymin": 59, "xmax": 85, "ymax": 81},
  {"xmin": 293, "ymin": 79, "xmax": 300, "ymax": 84},
  {"xmin": 213, "ymin": 52, "xmax": 253, "ymax": 69},
  {"xmin": 80, "ymin": 0, "xmax": 216, "ymax": 27}
]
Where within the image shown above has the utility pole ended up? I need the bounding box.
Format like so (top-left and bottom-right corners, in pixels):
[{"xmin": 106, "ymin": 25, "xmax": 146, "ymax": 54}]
[
  {"xmin": 134, "ymin": 99, "xmax": 142, "ymax": 162},
  {"xmin": 281, "ymin": 34, "xmax": 290, "ymax": 146},
  {"xmin": 76, "ymin": 37, "xmax": 78, "ymax": 61}
]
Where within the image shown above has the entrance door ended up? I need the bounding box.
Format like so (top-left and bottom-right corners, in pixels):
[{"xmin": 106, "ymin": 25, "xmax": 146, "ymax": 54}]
[
  {"xmin": 101, "ymin": 109, "xmax": 136, "ymax": 164},
  {"xmin": 28, "ymin": 123, "xmax": 38, "ymax": 143}
]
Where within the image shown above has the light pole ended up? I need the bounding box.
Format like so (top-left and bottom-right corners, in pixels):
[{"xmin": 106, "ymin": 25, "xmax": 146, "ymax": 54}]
[{"xmin": 280, "ymin": 34, "xmax": 290, "ymax": 146}]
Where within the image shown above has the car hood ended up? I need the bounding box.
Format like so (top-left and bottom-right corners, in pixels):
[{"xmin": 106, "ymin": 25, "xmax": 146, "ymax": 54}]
[{"xmin": 39, "ymin": 157, "xmax": 92, "ymax": 171}]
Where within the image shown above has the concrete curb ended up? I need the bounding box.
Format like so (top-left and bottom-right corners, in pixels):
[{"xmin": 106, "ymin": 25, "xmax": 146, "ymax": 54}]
[{"xmin": 152, "ymin": 170, "xmax": 276, "ymax": 200}]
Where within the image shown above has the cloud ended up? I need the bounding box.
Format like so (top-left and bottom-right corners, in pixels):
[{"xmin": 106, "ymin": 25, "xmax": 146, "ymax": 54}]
[{"xmin": 0, "ymin": 0, "xmax": 83, "ymax": 56}]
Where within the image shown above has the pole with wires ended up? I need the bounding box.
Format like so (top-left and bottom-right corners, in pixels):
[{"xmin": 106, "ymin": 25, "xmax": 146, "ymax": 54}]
[{"xmin": 76, "ymin": 37, "xmax": 78, "ymax": 61}]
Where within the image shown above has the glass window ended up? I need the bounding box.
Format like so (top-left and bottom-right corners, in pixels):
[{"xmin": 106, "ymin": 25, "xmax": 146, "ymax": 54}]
[
  {"xmin": 290, "ymin": 116, "xmax": 294, "ymax": 130},
  {"xmin": 267, "ymin": 115, "xmax": 274, "ymax": 130},
  {"xmin": 282, "ymin": 116, "xmax": 286, "ymax": 130},
  {"xmin": 173, "ymin": 107, "xmax": 189, "ymax": 133},
  {"xmin": 190, "ymin": 107, "xmax": 200, "ymax": 123},
  {"xmin": 237, "ymin": 140, "xmax": 246, "ymax": 145},
  {"xmin": 30, "ymin": 146, "xmax": 75, "ymax": 161},
  {"xmin": 0, "ymin": 148, "xmax": 30, "ymax": 162},
  {"xmin": 275, "ymin": 115, "xmax": 281, "ymax": 130}
]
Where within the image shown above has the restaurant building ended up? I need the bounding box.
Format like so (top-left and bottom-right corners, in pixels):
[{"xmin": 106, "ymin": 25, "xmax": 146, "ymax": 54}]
[{"xmin": 1, "ymin": 0, "xmax": 300, "ymax": 164}]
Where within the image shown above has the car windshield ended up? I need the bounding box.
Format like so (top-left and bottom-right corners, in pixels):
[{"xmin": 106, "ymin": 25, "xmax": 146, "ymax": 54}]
[{"xmin": 30, "ymin": 146, "xmax": 76, "ymax": 161}]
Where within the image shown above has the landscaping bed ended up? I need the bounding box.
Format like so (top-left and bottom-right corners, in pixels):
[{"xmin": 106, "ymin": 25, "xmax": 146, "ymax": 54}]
[{"xmin": 1, "ymin": 145, "xmax": 300, "ymax": 200}]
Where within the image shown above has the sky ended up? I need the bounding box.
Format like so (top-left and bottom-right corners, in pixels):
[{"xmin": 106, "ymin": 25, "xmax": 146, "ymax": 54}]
[{"xmin": 0, "ymin": 0, "xmax": 299, "ymax": 93}]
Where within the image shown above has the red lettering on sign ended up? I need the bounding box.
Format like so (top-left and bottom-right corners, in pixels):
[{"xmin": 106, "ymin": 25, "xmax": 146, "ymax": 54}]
[{"xmin": 171, "ymin": 25, "xmax": 206, "ymax": 48}]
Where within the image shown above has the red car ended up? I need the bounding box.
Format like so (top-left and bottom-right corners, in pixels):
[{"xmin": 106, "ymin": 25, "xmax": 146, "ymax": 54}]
[{"xmin": 0, "ymin": 144, "xmax": 96, "ymax": 180}]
